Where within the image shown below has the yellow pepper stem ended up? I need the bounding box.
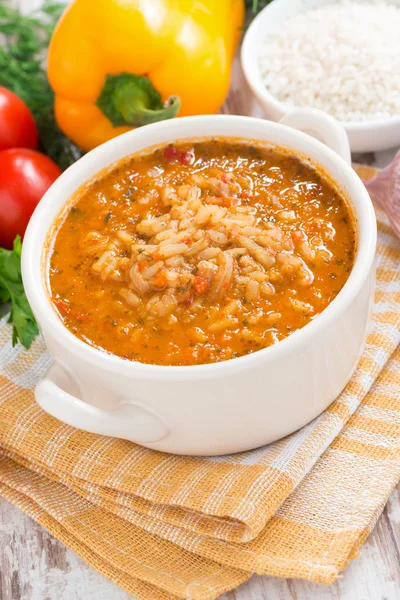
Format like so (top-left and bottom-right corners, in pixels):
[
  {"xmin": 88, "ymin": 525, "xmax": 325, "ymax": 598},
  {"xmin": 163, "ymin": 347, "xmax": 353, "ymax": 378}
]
[{"xmin": 95, "ymin": 73, "xmax": 181, "ymax": 128}]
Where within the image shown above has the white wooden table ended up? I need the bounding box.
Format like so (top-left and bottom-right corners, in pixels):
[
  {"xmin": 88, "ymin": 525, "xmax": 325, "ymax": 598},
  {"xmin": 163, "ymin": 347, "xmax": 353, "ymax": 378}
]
[
  {"xmin": 1, "ymin": 486, "xmax": 400, "ymax": 600},
  {"xmin": 1, "ymin": 1, "xmax": 399, "ymax": 598}
]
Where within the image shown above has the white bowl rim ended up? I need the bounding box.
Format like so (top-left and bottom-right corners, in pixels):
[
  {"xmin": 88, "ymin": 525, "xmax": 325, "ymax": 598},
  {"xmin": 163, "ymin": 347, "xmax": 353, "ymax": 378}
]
[
  {"xmin": 241, "ymin": 0, "xmax": 400, "ymax": 132},
  {"xmin": 22, "ymin": 114, "xmax": 377, "ymax": 381}
]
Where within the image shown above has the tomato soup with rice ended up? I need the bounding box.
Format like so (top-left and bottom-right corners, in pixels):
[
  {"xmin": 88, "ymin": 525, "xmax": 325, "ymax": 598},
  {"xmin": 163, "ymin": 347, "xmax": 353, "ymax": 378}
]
[{"xmin": 46, "ymin": 139, "xmax": 356, "ymax": 366}]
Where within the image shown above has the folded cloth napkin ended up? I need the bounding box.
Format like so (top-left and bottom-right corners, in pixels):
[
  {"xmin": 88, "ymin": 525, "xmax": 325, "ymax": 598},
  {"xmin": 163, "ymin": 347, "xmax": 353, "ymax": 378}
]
[{"xmin": 0, "ymin": 166, "xmax": 399, "ymax": 600}]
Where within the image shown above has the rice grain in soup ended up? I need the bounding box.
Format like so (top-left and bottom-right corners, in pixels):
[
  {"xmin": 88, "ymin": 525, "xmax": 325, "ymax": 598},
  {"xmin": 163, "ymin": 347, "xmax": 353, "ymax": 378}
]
[{"xmin": 47, "ymin": 139, "xmax": 356, "ymax": 366}]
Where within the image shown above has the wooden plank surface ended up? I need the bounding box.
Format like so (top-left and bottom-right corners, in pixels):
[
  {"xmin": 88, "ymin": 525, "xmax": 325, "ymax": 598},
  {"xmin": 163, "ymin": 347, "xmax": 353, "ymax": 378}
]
[
  {"xmin": 1, "ymin": 1, "xmax": 399, "ymax": 598},
  {"xmin": 1, "ymin": 487, "xmax": 400, "ymax": 600}
]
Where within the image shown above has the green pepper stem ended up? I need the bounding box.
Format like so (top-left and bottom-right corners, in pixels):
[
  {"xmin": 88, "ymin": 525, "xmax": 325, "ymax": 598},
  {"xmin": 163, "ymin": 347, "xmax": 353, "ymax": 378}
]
[{"xmin": 95, "ymin": 73, "xmax": 181, "ymax": 128}]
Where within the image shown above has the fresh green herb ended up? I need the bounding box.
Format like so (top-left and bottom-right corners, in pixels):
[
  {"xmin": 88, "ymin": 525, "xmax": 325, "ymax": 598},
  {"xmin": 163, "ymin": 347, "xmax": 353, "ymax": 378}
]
[
  {"xmin": 245, "ymin": 0, "xmax": 274, "ymax": 14},
  {"xmin": 0, "ymin": 237, "xmax": 39, "ymax": 349},
  {"xmin": 0, "ymin": 2, "xmax": 82, "ymax": 169}
]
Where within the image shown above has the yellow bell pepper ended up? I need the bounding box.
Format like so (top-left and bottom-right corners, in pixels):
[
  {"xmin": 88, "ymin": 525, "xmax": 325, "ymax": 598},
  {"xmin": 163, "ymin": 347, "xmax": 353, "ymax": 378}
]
[{"xmin": 48, "ymin": 0, "xmax": 245, "ymax": 152}]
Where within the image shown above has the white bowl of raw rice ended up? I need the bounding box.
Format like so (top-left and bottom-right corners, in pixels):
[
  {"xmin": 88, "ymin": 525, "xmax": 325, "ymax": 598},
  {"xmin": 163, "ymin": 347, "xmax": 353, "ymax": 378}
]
[{"xmin": 241, "ymin": 0, "xmax": 400, "ymax": 153}]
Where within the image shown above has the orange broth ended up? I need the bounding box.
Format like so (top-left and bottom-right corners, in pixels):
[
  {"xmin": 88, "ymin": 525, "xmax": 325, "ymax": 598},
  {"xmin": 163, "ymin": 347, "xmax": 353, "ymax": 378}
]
[{"xmin": 47, "ymin": 139, "xmax": 356, "ymax": 366}]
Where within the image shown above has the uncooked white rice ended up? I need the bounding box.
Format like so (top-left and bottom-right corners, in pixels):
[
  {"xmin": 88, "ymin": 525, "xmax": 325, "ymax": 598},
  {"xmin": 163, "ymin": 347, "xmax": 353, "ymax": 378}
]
[{"xmin": 259, "ymin": 0, "xmax": 400, "ymax": 121}]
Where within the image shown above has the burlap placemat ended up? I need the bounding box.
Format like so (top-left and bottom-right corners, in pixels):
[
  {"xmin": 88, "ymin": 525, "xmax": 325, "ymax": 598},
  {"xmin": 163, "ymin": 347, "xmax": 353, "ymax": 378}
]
[{"xmin": 0, "ymin": 166, "xmax": 399, "ymax": 599}]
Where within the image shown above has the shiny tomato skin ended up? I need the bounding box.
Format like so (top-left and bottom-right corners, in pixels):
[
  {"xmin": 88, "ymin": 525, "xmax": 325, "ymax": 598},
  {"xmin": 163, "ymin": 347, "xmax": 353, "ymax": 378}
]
[
  {"xmin": 0, "ymin": 87, "xmax": 39, "ymax": 151},
  {"xmin": 0, "ymin": 148, "xmax": 62, "ymax": 248}
]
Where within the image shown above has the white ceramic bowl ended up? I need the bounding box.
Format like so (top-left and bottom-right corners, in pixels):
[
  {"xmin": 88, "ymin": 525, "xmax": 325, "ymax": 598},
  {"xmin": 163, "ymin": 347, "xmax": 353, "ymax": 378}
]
[
  {"xmin": 241, "ymin": 0, "xmax": 400, "ymax": 154},
  {"xmin": 22, "ymin": 110, "xmax": 376, "ymax": 456}
]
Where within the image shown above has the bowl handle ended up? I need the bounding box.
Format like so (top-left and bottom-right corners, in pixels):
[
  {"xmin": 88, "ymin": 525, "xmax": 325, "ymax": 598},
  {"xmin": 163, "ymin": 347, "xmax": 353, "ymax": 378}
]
[
  {"xmin": 35, "ymin": 362, "xmax": 169, "ymax": 443},
  {"xmin": 280, "ymin": 108, "xmax": 351, "ymax": 165}
]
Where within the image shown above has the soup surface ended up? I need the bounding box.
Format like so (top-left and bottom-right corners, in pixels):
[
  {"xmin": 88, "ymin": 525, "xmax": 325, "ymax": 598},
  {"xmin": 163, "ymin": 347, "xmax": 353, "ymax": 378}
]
[{"xmin": 47, "ymin": 140, "xmax": 355, "ymax": 366}]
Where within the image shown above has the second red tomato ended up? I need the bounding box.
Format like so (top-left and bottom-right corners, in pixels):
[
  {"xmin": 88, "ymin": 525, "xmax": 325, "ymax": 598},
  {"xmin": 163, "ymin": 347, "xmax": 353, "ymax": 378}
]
[
  {"xmin": 0, "ymin": 87, "xmax": 38, "ymax": 152},
  {"xmin": 0, "ymin": 149, "xmax": 62, "ymax": 248}
]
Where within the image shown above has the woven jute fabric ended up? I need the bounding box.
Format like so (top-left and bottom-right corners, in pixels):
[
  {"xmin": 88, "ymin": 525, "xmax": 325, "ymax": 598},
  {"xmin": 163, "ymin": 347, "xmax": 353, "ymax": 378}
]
[{"xmin": 0, "ymin": 168, "xmax": 399, "ymax": 599}]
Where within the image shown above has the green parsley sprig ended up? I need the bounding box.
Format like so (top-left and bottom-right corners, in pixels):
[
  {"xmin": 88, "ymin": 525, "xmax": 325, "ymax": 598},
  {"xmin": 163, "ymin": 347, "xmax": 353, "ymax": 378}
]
[
  {"xmin": 0, "ymin": 237, "xmax": 39, "ymax": 349},
  {"xmin": 245, "ymin": 0, "xmax": 274, "ymax": 14}
]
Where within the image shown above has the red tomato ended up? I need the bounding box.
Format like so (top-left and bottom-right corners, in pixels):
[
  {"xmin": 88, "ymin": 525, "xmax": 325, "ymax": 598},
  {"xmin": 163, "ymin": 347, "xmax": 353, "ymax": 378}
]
[
  {"xmin": 0, "ymin": 87, "xmax": 39, "ymax": 152},
  {"xmin": 0, "ymin": 149, "xmax": 62, "ymax": 248}
]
